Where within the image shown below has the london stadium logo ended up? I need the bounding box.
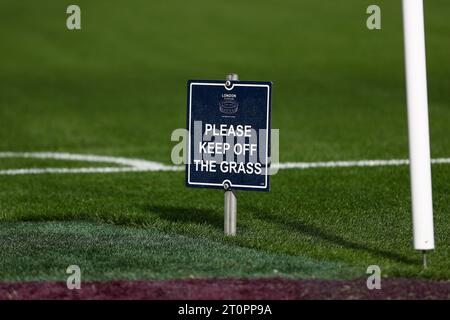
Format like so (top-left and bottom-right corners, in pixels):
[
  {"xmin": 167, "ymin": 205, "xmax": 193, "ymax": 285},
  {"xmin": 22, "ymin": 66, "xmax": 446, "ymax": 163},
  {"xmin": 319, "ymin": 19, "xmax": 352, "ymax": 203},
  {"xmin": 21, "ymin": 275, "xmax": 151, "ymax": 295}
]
[{"xmin": 219, "ymin": 93, "xmax": 238, "ymax": 114}]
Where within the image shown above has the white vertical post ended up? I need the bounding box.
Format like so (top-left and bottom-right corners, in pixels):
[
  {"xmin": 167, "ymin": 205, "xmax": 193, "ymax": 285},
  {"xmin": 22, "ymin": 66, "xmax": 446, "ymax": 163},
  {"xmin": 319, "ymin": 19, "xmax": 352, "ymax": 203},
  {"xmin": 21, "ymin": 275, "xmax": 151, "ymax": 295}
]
[{"xmin": 402, "ymin": 0, "xmax": 435, "ymax": 254}]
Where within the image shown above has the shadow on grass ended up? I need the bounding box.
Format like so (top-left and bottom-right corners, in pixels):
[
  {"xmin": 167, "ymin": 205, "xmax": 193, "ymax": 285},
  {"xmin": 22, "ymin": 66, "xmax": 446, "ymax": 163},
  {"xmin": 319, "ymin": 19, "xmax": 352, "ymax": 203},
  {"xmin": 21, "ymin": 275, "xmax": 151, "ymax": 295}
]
[
  {"xmin": 143, "ymin": 203, "xmax": 417, "ymax": 265},
  {"xmin": 253, "ymin": 209, "xmax": 417, "ymax": 266},
  {"xmin": 144, "ymin": 204, "xmax": 223, "ymax": 230}
]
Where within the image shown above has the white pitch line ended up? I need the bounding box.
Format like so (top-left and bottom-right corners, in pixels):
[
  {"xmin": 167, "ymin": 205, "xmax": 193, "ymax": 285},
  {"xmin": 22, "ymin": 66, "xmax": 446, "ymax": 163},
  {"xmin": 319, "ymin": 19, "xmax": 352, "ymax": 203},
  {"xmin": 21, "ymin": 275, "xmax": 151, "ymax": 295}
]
[
  {"xmin": 0, "ymin": 152, "xmax": 181, "ymax": 175},
  {"xmin": 275, "ymin": 158, "xmax": 450, "ymax": 170},
  {"xmin": 0, "ymin": 167, "xmax": 146, "ymax": 175},
  {"xmin": 0, "ymin": 152, "xmax": 449, "ymax": 175},
  {"xmin": 0, "ymin": 152, "xmax": 177, "ymax": 170}
]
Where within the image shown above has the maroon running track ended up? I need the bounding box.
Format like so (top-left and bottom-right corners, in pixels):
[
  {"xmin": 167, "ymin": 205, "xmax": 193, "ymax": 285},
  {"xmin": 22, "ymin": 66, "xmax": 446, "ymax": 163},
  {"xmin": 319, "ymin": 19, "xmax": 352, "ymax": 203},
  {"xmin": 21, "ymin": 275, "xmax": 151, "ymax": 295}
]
[{"xmin": 1, "ymin": 278, "xmax": 449, "ymax": 300}]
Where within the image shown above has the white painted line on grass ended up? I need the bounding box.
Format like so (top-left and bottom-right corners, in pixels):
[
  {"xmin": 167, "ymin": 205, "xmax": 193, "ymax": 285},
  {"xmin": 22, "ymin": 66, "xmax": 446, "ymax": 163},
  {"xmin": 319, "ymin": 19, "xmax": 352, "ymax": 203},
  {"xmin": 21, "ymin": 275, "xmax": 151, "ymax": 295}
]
[
  {"xmin": 0, "ymin": 152, "xmax": 448, "ymax": 175},
  {"xmin": 0, "ymin": 152, "xmax": 178, "ymax": 170},
  {"xmin": 0, "ymin": 167, "xmax": 146, "ymax": 175},
  {"xmin": 0, "ymin": 152, "xmax": 182, "ymax": 175},
  {"xmin": 275, "ymin": 158, "xmax": 450, "ymax": 170}
]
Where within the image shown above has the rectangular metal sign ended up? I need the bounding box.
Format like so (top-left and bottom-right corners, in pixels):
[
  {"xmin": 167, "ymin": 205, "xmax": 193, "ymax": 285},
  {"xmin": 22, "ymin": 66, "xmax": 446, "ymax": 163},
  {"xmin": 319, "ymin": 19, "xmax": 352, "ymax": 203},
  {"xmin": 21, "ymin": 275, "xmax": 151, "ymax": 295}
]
[{"xmin": 186, "ymin": 80, "xmax": 272, "ymax": 191}]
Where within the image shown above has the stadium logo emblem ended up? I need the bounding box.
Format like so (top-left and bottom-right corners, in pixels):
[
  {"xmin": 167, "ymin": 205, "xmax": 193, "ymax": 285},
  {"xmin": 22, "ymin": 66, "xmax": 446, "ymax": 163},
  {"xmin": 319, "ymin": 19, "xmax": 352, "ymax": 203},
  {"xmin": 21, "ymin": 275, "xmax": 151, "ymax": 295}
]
[{"xmin": 219, "ymin": 94, "xmax": 239, "ymax": 114}]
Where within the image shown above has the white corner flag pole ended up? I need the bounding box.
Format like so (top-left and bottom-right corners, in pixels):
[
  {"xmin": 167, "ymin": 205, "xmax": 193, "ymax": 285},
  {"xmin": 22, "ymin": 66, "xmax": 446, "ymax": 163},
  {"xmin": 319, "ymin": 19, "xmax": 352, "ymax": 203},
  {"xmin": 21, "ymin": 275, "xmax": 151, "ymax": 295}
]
[{"xmin": 402, "ymin": 0, "xmax": 435, "ymax": 265}]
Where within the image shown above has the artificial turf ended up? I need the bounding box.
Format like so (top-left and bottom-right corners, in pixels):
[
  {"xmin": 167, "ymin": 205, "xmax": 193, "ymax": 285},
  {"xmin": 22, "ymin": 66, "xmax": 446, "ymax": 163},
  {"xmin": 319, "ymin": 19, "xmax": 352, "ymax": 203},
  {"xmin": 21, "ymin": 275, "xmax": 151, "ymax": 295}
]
[
  {"xmin": 0, "ymin": 0, "xmax": 449, "ymax": 281},
  {"xmin": 0, "ymin": 221, "xmax": 351, "ymax": 281},
  {"xmin": 1, "ymin": 165, "xmax": 449, "ymax": 280}
]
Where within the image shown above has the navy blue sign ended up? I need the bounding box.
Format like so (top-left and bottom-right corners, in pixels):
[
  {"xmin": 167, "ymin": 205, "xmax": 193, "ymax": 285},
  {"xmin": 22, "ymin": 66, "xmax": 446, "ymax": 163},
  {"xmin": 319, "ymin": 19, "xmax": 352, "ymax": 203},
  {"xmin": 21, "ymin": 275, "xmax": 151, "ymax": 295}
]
[{"xmin": 186, "ymin": 80, "xmax": 272, "ymax": 191}]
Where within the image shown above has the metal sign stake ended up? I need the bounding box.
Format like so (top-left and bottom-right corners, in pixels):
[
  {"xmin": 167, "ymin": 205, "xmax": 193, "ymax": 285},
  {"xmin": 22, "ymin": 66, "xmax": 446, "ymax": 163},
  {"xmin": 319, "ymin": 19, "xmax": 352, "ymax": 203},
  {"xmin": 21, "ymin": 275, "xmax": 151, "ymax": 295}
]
[
  {"xmin": 224, "ymin": 73, "xmax": 239, "ymax": 236},
  {"xmin": 224, "ymin": 186, "xmax": 237, "ymax": 236}
]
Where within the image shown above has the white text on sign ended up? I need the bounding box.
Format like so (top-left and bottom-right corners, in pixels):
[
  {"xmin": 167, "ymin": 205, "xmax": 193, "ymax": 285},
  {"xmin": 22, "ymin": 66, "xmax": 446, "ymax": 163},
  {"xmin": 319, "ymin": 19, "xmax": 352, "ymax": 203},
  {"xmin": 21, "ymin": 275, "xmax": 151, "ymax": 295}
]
[{"xmin": 192, "ymin": 121, "xmax": 266, "ymax": 175}]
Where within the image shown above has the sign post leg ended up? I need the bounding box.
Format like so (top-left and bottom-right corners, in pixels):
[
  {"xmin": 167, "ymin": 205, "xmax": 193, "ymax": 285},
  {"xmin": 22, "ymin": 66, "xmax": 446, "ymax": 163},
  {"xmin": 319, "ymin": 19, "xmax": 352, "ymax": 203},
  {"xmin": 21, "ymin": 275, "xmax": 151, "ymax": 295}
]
[
  {"xmin": 224, "ymin": 73, "xmax": 239, "ymax": 236},
  {"xmin": 224, "ymin": 189, "xmax": 237, "ymax": 236}
]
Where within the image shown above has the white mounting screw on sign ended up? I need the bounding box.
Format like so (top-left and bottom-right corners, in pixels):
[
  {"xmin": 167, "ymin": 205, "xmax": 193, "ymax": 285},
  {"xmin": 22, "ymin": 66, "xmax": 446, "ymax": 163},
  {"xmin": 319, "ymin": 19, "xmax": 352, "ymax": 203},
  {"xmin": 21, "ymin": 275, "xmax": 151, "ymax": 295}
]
[{"xmin": 402, "ymin": 0, "xmax": 435, "ymax": 267}]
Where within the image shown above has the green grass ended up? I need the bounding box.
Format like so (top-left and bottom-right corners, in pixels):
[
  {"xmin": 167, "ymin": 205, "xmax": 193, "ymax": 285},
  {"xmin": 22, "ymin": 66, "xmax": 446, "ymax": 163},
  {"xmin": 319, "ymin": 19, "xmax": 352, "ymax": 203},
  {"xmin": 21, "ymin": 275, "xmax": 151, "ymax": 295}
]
[
  {"xmin": 1, "ymin": 166, "xmax": 449, "ymax": 280},
  {"xmin": 0, "ymin": 0, "xmax": 449, "ymax": 281},
  {"xmin": 0, "ymin": 221, "xmax": 351, "ymax": 281}
]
